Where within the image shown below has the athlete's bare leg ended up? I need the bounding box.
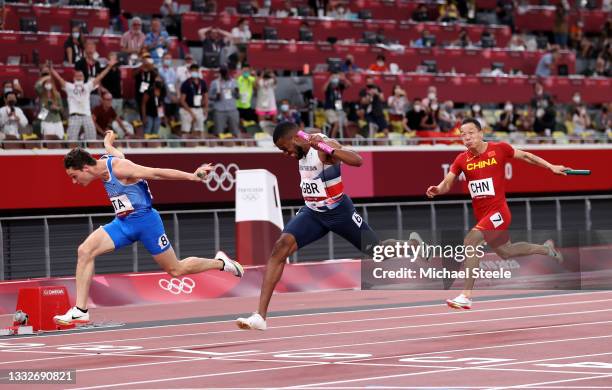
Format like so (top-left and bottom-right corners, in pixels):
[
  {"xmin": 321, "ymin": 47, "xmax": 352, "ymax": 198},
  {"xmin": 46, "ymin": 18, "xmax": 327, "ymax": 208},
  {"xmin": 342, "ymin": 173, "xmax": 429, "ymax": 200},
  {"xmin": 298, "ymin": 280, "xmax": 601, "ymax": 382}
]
[
  {"xmin": 75, "ymin": 228, "xmax": 116, "ymax": 309},
  {"xmin": 493, "ymin": 241, "xmax": 550, "ymax": 260},
  {"xmin": 153, "ymin": 248, "xmax": 224, "ymax": 277},
  {"xmin": 461, "ymin": 228, "xmax": 486, "ymax": 299},
  {"xmin": 257, "ymin": 233, "xmax": 298, "ymax": 319}
]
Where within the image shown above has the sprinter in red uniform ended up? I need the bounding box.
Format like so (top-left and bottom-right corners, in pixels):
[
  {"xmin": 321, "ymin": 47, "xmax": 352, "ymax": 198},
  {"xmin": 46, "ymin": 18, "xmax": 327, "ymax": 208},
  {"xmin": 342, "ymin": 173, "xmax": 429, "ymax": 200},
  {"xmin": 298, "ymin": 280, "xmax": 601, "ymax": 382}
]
[{"xmin": 426, "ymin": 118, "xmax": 569, "ymax": 309}]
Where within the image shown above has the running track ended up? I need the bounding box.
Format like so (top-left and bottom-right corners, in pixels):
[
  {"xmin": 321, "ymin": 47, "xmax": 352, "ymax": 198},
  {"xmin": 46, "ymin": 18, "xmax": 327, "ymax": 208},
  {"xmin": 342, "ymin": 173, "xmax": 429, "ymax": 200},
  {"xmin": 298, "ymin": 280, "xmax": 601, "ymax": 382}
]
[{"xmin": 1, "ymin": 289, "xmax": 612, "ymax": 389}]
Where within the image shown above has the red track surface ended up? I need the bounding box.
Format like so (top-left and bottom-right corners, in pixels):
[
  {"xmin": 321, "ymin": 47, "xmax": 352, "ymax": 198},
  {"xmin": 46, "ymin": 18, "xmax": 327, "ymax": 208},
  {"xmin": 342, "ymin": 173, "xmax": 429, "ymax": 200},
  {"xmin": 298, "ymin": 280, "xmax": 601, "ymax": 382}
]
[{"xmin": 1, "ymin": 289, "xmax": 612, "ymax": 389}]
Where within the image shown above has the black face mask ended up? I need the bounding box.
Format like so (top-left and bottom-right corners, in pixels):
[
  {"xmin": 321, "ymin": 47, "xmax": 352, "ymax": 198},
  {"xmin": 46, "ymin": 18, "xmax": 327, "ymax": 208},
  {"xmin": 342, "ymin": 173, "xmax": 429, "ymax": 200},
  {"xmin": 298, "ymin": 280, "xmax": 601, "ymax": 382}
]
[{"xmin": 7, "ymin": 100, "xmax": 16, "ymax": 107}]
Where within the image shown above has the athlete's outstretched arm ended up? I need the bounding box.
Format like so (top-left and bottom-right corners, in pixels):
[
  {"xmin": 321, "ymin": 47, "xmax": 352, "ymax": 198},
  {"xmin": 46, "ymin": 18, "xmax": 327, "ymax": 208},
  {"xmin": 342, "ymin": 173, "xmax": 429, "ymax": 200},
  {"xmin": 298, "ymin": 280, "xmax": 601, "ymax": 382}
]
[
  {"xmin": 111, "ymin": 159, "xmax": 212, "ymax": 182},
  {"xmin": 308, "ymin": 135, "xmax": 363, "ymax": 167},
  {"xmin": 427, "ymin": 171, "xmax": 457, "ymax": 198},
  {"xmin": 103, "ymin": 131, "xmax": 125, "ymax": 159},
  {"xmin": 513, "ymin": 149, "xmax": 570, "ymax": 175}
]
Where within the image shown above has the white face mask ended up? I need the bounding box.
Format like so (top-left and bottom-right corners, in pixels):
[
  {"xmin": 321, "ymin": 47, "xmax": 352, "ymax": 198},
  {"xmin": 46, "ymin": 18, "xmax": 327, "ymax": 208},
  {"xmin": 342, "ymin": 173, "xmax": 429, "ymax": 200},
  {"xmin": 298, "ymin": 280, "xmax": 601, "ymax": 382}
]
[
  {"xmin": 505, "ymin": 104, "xmax": 513, "ymax": 111},
  {"xmin": 281, "ymin": 104, "xmax": 289, "ymax": 112},
  {"xmin": 377, "ymin": 61, "xmax": 384, "ymax": 66},
  {"xmin": 72, "ymin": 32, "xmax": 80, "ymax": 39},
  {"xmin": 191, "ymin": 72, "xmax": 200, "ymax": 79},
  {"xmin": 573, "ymin": 95, "xmax": 581, "ymax": 104},
  {"xmin": 473, "ymin": 104, "xmax": 481, "ymax": 113},
  {"xmin": 414, "ymin": 104, "xmax": 422, "ymax": 112},
  {"xmin": 146, "ymin": 58, "xmax": 154, "ymax": 65},
  {"xmin": 44, "ymin": 83, "xmax": 52, "ymax": 91},
  {"xmin": 75, "ymin": 80, "xmax": 84, "ymax": 86},
  {"xmin": 431, "ymin": 104, "xmax": 439, "ymax": 111},
  {"xmin": 428, "ymin": 92, "xmax": 436, "ymax": 101}
]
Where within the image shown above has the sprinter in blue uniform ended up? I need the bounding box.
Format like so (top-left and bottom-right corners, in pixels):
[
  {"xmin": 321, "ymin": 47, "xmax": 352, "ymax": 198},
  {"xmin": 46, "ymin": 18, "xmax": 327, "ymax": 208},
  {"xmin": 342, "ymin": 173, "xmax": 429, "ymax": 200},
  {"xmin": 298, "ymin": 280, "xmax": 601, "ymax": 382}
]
[{"xmin": 54, "ymin": 131, "xmax": 244, "ymax": 325}]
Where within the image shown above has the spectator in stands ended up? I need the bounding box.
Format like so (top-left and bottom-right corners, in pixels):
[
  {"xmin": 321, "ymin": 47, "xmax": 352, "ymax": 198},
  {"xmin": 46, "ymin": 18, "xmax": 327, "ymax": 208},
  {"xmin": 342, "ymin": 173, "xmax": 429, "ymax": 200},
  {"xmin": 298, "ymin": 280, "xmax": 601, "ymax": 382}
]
[
  {"xmin": 531, "ymin": 82, "xmax": 557, "ymax": 134},
  {"xmin": 361, "ymin": 81, "xmax": 389, "ymax": 135},
  {"xmin": 496, "ymin": 101, "xmax": 519, "ymax": 132},
  {"xmin": 309, "ymin": 0, "xmax": 329, "ymax": 17},
  {"xmin": 0, "ymin": 92, "xmax": 28, "ymax": 141},
  {"xmin": 64, "ymin": 26, "xmax": 85, "ymax": 65},
  {"xmin": 146, "ymin": 18, "xmax": 170, "ymax": 66},
  {"xmin": 142, "ymin": 81, "xmax": 167, "ymax": 137},
  {"xmin": 176, "ymin": 53, "xmax": 196, "ymax": 85},
  {"xmin": 1, "ymin": 80, "xmax": 23, "ymax": 107},
  {"xmin": 368, "ymin": 55, "xmax": 389, "ymax": 73},
  {"xmin": 275, "ymin": 0, "xmax": 297, "ymax": 17},
  {"xmin": 406, "ymin": 98, "xmax": 426, "ymax": 130},
  {"xmin": 594, "ymin": 103, "xmax": 611, "ymax": 133},
  {"xmin": 231, "ymin": 18, "xmax": 252, "ymax": 44},
  {"xmin": 569, "ymin": 20, "xmax": 584, "ymax": 50},
  {"xmin": 236, "ymin": 64, "xmax": 257, "ymax": 123},
  {"xmin": 35, "ymin": 71, "xmax": 65, "ymax": 144},
  {"xmin": 438, "ymin": 100, "xmax": 457, "ymax": 132},
  {"xmin": 586, "ymin": 56, "xmax": 611, "ymax": 77},
  {"xmin": 571, "ymin": 104, "xmax": 592, "ymax": 135},
  {"xmin": 535, "ymin": 47, "xmax": 560, "ymax": 78},
  {"xmin": 341, "ymin": 54, "xmax": 360, "ymax": 73},
  {"xmin": 329, "ymin": 3, "xmax": 351, "ymax": 20},
  {"xmin": 160, "ymin": 0, "xmax": 182, "ymax": 37},
  {"xmin": 92, "ymin": 92, "xmax": 134, "ymax": 139},
  {"xmin": 419, "ymin": 99, "xmax": 439, "ymax": 131},
  {"xmin": 470, "ymin": 104, "xmax": 487, "ymax": 130},
  {"xmin": 495, "ymin": 0, "xmax": 515, "ymax": 29},
  {"xmin": 323, "ymin": 72, "xmax": 350, "ymax": 138},
  {"xmin": 480, "ymin": 28, "xmax": 496, "ymax": 48},
  {"xmin": 104, "ymin": 0, "xmax": 122, "ymax": 32},
  {"xmin": 387, "ymin": 85, "xmax": 409, "ymax": 132},
  {"xmin": 438, "ymin": 0, "xmax": 460, "ymax": 23},
  {"xmin": 553, "ymin": 4, "xmax": 569, "ymax": 49},
  {"xmin": 121, "ymin": 17, "xmax": 146, "ymax": 58},
  {"xmin": 452, "ymin": 28, "xmax": 472, "ymax": 48},
  {"xmin": 135, "ymin": 52, "xmax": 159, "ymax": 116},
  {"xmin": 199, "ymin": 27, "xmax": 231, "ymax": 68},
  {"xmin": 50, "ymin": 60, "xmax": 117, "ymax": 143},
  {"xmin": 413, "ymin": 31, "xmax": 435, "ymax": 48},
  {"xmin": 276, "ymin": 99, "xmax": 303, "ymax": 128},
  {"xmin": 412, "ymin": 3, "xmax": 429, "ymax": 22},
  {"xmin": 255, "ymin": 70, "xmax": 278, "ymax": 123},
  {"xmin": 180, "ymin": 64, "xmax": 208, "ymax": 139},
  {"xmin": 158, "ymin": 53, "xmax": 179, "ymax": 120},
  {"xmin": 100, "ymin": 52, "xmax": 123, "ymax": 115},
  {"xmin": 508, "ymin": 35, "xmax": 527, "ymax": 51},
  {"xmin": 75, "ymin": 39, "xmax": 105, "ymax": 107},
  {"xmin": 209, "ymin": 66, "xmax": 241, "ymax": 136}
]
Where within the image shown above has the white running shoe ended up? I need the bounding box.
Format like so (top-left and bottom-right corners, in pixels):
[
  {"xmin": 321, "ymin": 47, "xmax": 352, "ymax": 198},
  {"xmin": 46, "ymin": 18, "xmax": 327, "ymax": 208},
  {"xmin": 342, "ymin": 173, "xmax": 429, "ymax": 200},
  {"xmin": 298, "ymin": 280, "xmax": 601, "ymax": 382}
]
[
  {"xmin": 216, "ymin": 251, "xmax": 244, "ymax": 277},
  {"xmin": 409, "ymin": 231, "xmax": 432, "ymax": 261},
  {"xmin": 236, "ymin": 313, "xmax": 267, "ymax": 330},
  {"xmin": 543, "ymin": 240, "xmax": 564, "ymax": 263},
  {"xmin": 53, "ymin": 306, "xmax": 90, "ymax": 325},
  {"xmin": 446, "ymin": 294, "xmax": 472, "ymax": 310}
]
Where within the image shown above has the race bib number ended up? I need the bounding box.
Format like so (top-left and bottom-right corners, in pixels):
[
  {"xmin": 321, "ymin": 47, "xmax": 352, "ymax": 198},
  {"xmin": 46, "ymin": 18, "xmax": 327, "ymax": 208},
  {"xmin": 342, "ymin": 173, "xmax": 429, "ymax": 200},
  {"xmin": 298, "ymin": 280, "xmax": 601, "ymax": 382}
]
[
  {"xmin": 38, "ymin": 108, "xmax": 49, "ymax": 121},
  {"xmin": 300, "ymin": 178, "xmax": 327, "ymax": 198},
  {"xmin": 223, "ymin": 88, "xmax": 233, "ymax": 100},
  {"xmin": 352, "ymin": 212, "xmax": 363, "ymax": 227},
  {"xmin": 193, "ymin": 94, "xmax": 202, "ymax": 107},
  {"xmin": 110, "ymin": 194, "xmax": 134, "ymax": 216},
  {"xmin": 489, "ymin": 212, "xmax": 504, "ymax": 228},
  {"xmin": 468, "ymin": 178, "xmax": 495, "ymax": 198}
]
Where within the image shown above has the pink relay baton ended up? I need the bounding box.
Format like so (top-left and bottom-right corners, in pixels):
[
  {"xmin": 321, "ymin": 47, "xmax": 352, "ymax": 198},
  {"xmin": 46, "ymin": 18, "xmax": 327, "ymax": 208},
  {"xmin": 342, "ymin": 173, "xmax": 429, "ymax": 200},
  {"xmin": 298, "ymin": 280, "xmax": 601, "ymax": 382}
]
[{"xmin": 297, "ymin": 131, "xmax": 335, "ymax": 155}]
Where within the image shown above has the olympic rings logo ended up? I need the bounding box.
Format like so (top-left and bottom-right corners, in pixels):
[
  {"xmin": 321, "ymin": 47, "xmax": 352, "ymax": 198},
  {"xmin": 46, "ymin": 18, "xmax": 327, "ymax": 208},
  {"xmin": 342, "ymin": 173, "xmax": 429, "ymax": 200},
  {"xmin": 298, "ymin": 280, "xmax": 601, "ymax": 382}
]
[
  {"xmin": 158, "ymin": 277, "xmax": 196, "ymax": 295},
  {"xmin": 203, "ymin": 163, "xmax": 239, "ymax": 192}
]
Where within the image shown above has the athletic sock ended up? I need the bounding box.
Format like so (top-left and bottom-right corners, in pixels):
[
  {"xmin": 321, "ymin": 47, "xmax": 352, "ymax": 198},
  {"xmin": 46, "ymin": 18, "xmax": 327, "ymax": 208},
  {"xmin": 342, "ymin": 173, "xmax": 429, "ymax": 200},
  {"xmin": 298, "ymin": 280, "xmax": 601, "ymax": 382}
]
[{"xmin": 76, "ymin": 306, "xmax": 88, "ymax": 313}]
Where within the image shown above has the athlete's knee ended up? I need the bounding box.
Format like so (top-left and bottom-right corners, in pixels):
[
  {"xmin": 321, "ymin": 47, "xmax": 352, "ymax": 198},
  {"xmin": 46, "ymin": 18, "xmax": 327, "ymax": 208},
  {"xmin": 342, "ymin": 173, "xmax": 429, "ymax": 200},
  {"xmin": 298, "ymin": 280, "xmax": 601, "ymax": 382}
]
[
  {"xmin": 165, "ymin": 260, "xmax": 188, "ymax": 278},
  {"xmin": 77, "ymin": 243, "xmax": 95, "ymax": 261},
  {"xmin": 495, "ymin": 246, "xmax": 511, "ymax": 260},
  {"xmin": 270, "ymin": 234, "xmax": 295, "ymax": 262}
]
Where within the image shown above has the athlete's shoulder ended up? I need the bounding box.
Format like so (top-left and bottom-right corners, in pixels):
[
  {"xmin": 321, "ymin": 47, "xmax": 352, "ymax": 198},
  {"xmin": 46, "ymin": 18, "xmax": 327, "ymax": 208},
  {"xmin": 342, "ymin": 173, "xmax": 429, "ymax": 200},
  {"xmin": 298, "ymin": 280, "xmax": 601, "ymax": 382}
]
[{"xmin": 490, "ymin": 141, "xmax": 515, "ymax": 157}]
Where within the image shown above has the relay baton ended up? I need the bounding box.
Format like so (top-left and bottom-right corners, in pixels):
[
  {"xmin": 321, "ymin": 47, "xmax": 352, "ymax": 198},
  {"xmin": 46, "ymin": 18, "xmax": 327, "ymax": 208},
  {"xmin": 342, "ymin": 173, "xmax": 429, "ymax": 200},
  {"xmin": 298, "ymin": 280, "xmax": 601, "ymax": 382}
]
[
  {"xmin": 564, "ymin": 169, "xmax": 591, "ymax": 175},
  {"xmin": 297, "ymin": 131, "xmax": 335, "ymax": 155}
]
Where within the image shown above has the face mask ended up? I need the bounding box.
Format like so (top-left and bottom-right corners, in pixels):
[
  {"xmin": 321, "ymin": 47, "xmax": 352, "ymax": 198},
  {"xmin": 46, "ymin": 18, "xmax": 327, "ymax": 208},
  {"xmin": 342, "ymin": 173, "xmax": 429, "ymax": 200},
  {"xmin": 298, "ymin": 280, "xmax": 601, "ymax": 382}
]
[
  {"xmin": 431, "ymin": 104, "xmax": 439, "ymax": 111},
  {"xmin": 281, "ymin": 104, "xmax": 289, "ymax": 112},
  {"xmin": 4, "ymin": 88, "xmax": 12, "ymax": 94},
  {"xmin": 145, "ymin": 58, "xmax": 154, "ymax": 65},
  {"xmin": 72, "ymin": 32, "xmax": 80, "ymax": 39},
  {"xmin": 242, "ymin": 71, "xmax": 249, "ymax": 77},
  {"xmin": 377, "ymin": 61, "xmax": 384, "ymax": 66},
  {"xmin": 331, "ymin": 77, "xmax": 339, "ymax": 84},
  {"xmin": 164, "ymin": 59, "xmax": 172, "ymax": 66},
  {"xmin": 75, "ymin": 80, "xmax": 84, "ymax": 86},
  {"xmin": 414, "ymin": 104, "xmax": 422, "ymax": 112},
  {"xmin": 191, "ymin": 71, "xmax": 200, "ymax": 79},
  {"xmin": 428, "ymin": 92, "xmax": 436, "ymax": 101},
  {"xmin": 505, "ymin": 104, "xmax": 513, "ymax": 111},
  {"xmin": 473, "ymin": 104, "xmax": 481, "ymax": 113},
  {"xmin": 573, "ymin": 95, "xmax": 581, "ymax": 104},
  {"xmin": 44, "ymin": 83, "xmax": 52, "ymax": 91},
  {"xmin": 338, "ymin": 7, "xmax": 345, "ymax": 13},
  {"xmin": 93, "ymin": 52, "xmax": 100, "ymax": 60}
]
